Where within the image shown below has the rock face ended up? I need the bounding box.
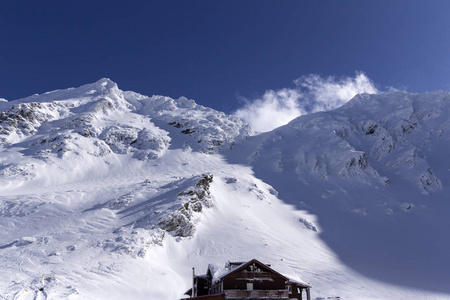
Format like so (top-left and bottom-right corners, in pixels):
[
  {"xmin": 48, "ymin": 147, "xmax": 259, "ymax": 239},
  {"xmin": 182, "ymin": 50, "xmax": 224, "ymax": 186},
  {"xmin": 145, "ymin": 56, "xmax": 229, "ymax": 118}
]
[
  {"xmin": 0, "ymin": 102, "xmax": 59, "ymax": 142},
  {"xmin": 158, "ymin": 174, "xmax": 214, "ymax": 237}
]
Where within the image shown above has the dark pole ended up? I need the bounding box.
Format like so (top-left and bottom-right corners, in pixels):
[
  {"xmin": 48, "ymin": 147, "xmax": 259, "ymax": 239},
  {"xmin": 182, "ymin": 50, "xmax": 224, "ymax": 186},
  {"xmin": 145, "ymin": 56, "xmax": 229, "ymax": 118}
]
[{"xmin": 192, "ymin": 267, "xmax": 195, "ymax": 297}]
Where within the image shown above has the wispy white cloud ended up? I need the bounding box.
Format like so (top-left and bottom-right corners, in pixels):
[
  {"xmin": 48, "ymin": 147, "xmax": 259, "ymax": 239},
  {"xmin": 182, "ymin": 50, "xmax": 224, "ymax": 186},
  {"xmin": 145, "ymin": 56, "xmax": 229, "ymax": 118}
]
[
  {"xmin": 295, "ymin": 72, "xmax": 379, "ymax": 113},
  {"xmin": 234, "ymin": 88, "xmax": 304, "ymax": 133},
  {"xmin": 234, "ymin": 72, "xmax": 378, "ymax": 133}
]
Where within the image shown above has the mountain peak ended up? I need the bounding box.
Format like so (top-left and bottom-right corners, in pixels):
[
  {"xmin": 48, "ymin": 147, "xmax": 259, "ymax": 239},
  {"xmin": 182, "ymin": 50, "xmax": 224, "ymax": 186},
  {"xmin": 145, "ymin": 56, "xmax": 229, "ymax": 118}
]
[
  {"xmin": 8, "ymin": 78, "xmax": 121, "ymax": 104},
  {"xmin": 89, "ymin": 78, "xmax": 119, "ymax": 92}
]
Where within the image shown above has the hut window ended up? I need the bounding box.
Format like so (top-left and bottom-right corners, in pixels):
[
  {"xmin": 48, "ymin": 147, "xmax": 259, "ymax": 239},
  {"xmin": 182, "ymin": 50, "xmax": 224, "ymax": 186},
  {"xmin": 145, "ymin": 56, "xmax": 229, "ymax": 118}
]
[{"xmin": 286, "ymin": 285, "xmax": 292, "ymax": 294}]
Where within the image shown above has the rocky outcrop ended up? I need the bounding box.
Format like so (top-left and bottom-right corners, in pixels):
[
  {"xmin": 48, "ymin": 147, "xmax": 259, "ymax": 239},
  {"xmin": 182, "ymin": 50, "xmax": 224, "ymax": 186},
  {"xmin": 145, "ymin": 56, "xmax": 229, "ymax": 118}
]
[
  {"xmin": 0, "ymin": 102, "xmax": 59, "ymax": 142},
  {"xmin": 158, "ymin": 174, "xmax": 214, "ymax": 237}
]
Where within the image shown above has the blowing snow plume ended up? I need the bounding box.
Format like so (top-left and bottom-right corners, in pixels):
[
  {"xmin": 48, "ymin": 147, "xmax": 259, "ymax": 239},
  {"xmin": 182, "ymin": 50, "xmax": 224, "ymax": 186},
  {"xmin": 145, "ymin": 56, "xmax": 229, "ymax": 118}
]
[{"xmin": 234, "ymin": 72, "xmax": 378, "ymax": 133}]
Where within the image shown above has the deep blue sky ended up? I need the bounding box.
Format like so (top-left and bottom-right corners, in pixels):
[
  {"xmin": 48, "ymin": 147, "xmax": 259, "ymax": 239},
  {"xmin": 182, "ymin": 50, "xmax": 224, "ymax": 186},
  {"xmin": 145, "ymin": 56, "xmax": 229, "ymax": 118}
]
[{"xmin": 1, "ymin": 1, "xmax": 450, "ymax": 112}]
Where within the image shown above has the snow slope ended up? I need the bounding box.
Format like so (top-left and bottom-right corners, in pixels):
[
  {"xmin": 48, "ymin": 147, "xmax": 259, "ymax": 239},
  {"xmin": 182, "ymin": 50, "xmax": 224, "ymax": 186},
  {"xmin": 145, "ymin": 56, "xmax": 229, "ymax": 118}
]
[
  {"xmin": 230, "ymin": 91, "xmax": 450, "ymax": 296},
  {"xmin": 0, "ymin": 80, "xmax": 449, "ymax": 299}
]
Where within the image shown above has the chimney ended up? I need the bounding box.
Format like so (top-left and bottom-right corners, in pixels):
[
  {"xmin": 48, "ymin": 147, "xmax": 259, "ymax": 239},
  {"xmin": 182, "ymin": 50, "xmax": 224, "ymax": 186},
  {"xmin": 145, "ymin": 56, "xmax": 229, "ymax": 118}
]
[{"xmin": 192, "ymin": 267, "xmax": 195, "ymax": 297}]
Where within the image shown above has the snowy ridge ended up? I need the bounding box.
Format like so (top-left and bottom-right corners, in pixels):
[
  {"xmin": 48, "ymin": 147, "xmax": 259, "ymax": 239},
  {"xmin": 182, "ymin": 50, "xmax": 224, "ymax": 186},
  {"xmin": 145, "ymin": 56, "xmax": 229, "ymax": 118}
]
[
  {"xmin": 134, "ymin": 94, "xmax": 253, "ymax": 153},
  {"xmin": 244, "ymin": 91, "xmax": 450, "ymax": 195},
  {"xmin": 0, "ymin": 78, "xmax": 251, "ymax": 156},
  {"xmin": 1, "ymin": 80, "xmax": 450, "ymax": 300},
  {"xmin": 0, "ymin": 79, "xmax": 252, "ymax": 186},
  {"xmin": 337, "ymin": 91, "xmax": 448, "ymax": 193}
]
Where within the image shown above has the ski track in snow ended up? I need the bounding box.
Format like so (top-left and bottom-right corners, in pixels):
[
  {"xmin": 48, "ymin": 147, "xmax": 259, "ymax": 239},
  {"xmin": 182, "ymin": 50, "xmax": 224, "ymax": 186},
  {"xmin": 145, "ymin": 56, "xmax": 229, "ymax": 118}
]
[{"xmin": 1, "ymin": 80, "xmax": 450, "ymax": 299}]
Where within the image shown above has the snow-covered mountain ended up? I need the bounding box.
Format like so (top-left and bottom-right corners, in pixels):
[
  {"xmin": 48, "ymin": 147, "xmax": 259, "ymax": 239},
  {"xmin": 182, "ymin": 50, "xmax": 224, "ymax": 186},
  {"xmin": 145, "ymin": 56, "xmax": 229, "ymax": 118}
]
[
  {"xmin": 0, "ymin": 79, "xmax": 449, "ymax": 299},
  {"xmin": 231, "ymin": 91, "xmax": 450, "ymax": 296}
]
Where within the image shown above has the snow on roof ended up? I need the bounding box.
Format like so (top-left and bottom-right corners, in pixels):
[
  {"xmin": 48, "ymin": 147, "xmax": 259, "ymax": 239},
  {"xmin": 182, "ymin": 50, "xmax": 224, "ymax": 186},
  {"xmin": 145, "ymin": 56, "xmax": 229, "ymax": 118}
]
[
  {"xmin": 207, "ymin": 259, "xmax": 311, "ymax": 287},
  {"xmin": 208, "ymin": 261, "xmax": 246, "ymax": 283},
  {"xmin": 270, "ymin": 262, "xmax": 311, "ymax": 288}
]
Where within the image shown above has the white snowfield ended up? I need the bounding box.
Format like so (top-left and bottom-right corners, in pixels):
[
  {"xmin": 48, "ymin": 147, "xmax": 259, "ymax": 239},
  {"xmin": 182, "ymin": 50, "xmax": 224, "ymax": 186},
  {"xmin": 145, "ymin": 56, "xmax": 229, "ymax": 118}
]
[{"xmin": 0, "ymin": 79, "xmax": 449, "ymax": 299}]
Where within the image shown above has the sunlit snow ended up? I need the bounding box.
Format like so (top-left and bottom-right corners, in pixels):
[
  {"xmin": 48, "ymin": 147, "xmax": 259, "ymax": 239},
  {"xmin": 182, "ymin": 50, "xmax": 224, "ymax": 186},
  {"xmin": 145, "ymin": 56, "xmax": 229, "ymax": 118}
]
[{"xmin": 1, "ymin": 79, "xmax": 449, "ymax": 299}]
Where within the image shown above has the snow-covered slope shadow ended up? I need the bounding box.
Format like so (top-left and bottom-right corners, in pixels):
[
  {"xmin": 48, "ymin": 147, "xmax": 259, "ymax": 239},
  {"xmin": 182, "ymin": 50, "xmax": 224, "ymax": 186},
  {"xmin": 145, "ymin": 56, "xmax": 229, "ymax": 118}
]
[{"xmin": 226, "ymin": 91, "xmax": 450, "ymax": 294}]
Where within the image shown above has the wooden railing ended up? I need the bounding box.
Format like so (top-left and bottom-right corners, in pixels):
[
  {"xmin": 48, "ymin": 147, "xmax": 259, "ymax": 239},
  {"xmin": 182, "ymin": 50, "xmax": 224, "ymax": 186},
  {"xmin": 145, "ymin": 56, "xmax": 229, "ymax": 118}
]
[{"xmin": 224, "ymin": 289, "xmax": 289, "ymax": 298}]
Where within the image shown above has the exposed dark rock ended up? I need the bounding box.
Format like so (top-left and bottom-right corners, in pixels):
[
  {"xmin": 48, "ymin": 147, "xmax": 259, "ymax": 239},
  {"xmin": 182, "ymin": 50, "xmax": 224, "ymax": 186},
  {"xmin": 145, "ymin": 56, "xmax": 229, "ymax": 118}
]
[
  {"xmin": 181, "ymin": 128, "xmax": 195, "ymax": 134},
  {"xmin": 159, "ymin": 174, "xmax": 213, "ymax": 237}
]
